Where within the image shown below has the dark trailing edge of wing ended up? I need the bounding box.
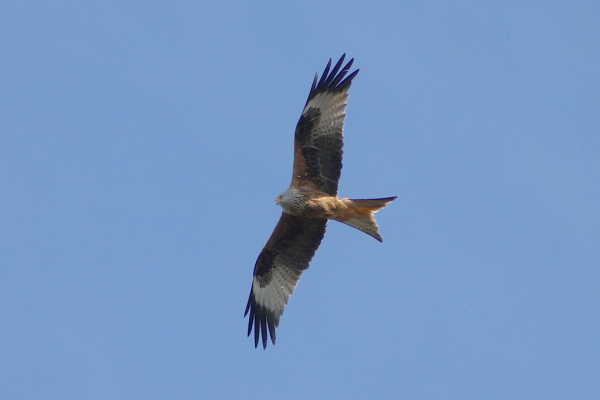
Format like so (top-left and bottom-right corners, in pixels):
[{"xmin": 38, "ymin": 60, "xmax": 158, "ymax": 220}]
[{"xmin": 305, "ymin": 54, "xmax": 359, "ymax": 106}]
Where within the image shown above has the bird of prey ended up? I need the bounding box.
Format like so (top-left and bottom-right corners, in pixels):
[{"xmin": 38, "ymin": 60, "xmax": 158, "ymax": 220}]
[{"xmin": 245, "ymin": 55, "xmax": 396, "ymax": 349}]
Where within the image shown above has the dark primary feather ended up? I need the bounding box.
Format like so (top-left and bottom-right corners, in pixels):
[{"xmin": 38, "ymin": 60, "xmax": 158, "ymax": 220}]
[
  {"xmin": 305, "ymin": 54, "xmax": 358, "ymax": 106},
  {"xmin": 245, "ymin": 214, "xmax": 327, "ymax": 349},
  {"xmin": 294, "ymin": 55, "xmax": 359, "ymax": 196}
]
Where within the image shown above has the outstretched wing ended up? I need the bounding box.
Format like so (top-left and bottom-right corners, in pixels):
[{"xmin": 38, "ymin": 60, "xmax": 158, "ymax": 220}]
[
  {"xmin": 245, "ymin": 213, "xmax": 327, "ymax": 349},
  {"xmin": 292, "ymin": 54, "xmax": 359, "ymax": 196}
]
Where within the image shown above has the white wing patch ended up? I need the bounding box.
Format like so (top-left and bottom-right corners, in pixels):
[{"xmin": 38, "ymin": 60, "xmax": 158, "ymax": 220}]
[
  {"xmin": 303, "ymin": 91, "xmax": 349, "ymax": 138},
  {"xmin": 252, "ymin": 262, "xmax": 299, "ymax": 319}
]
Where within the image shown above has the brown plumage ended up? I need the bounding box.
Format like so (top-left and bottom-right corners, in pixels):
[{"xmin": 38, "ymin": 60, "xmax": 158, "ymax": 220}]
[{"xmin": 245, "ymin": 55, "xmax": 396, "ymax": 349}]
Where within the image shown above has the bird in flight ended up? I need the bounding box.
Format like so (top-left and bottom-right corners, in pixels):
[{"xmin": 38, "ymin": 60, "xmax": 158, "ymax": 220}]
[{"xmin": 245, "ymin": 55, "xmax": 396, "ymax": 349}]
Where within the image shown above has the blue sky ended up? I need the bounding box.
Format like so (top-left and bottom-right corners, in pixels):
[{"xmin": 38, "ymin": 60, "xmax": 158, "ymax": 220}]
[{"xmin": 1, "ymin": 1, "xmax": 599, "ymax": 399}]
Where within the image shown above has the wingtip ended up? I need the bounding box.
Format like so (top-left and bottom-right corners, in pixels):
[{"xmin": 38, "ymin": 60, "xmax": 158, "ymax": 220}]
[{"xmin": 245, "ymin": 292, "xmax": 278, "ymax": 349}]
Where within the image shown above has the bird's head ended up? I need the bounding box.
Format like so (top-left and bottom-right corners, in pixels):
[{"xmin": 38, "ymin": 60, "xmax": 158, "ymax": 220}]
[{"xmin": 275, "ymin": 188, "xmax": 299, "ymax": 214}]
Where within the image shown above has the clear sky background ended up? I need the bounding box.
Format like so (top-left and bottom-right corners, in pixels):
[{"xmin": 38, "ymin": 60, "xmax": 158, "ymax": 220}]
[{"xmin": 1, "ymin": 1, "xmax": 599, "ymax": 399}]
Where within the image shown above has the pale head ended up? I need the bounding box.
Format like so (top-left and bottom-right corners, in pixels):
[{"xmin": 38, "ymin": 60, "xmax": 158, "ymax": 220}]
[{"xmin": 275, "ymin": 188, "xmax": 300, "ymax": 214}]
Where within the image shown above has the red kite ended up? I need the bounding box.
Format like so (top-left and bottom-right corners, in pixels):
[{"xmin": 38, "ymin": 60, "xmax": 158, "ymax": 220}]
[{"xmin": 245, "ymin": 55, "xmax": 396, "ymax": 348}]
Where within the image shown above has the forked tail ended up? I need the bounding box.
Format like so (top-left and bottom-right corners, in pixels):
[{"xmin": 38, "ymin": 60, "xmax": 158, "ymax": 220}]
[{"xmin": 335, "ymin": 196, "xmax": 397, "ymax": 242}]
